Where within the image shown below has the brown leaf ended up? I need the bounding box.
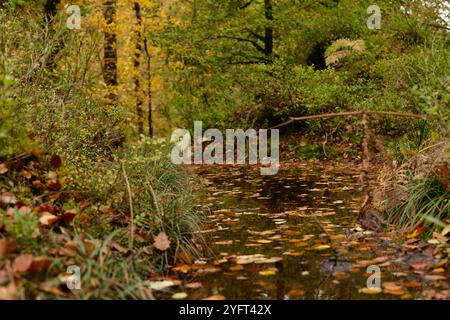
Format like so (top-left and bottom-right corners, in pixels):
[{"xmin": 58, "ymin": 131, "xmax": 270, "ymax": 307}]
[
  {"xmin": 0, "ymin": 163, "xmax": 8, "ymax": 175},
  {"xmin": 47, "ymin": 171, "xmax": 57, "ymax": 180},
  {"xmin": 38, "ymin": 281, "xmax": 68, "ymax": 297},
  {"xmin": 0, "ymin": 239, "xmax": 17, "ymax": 258},
  {"xmin": 46, "ymin": 179, "xmax": 61, "ymax": 191},
  {"xmin": 410, "ymin": 261, "xmax": 428, "ymax": 270},
  {"xmin": 1, "ymin": 192, "xmax": 16, "ymax": 205},
  {"xmin": 153, "ymin": 232, "xmax": 171, "ymax": 251},
  {"xmin": 203, "ymin": 295, "xmax": 226, "ymax": 300},
  {"xmin": 29, "ymin": 257, "xmax": 52, "ymax": 272},
  {"xmin": 63, "ymin": 209, "xmax": 77, "ymax": 224},
  {"xmin": 0, "ymin": 282, "xmax": 18, "ymax": 300},
  {"xmin": 32, "ymin": 180, "xmax": 45, "ymax": 191},
  {"xmin": 39, "ymin": 212, "xmax": 59, "ymax": 226},
  {"xmin": 13, "ymin": 254, "xmax": 34, "ymax": 273},
  {"xmin": 49, "ymin": 155, "xmax": 62, "ymax": 169},
  {"xmin": 185, "ymin": 282, "xmax": 203, "ymax": 289}
]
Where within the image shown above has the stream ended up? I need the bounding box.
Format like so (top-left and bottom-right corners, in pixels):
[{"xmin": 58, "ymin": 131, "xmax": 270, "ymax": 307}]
[{"xmin": 164, "ymin": 160, "xmax": 448, "ymax": 300}]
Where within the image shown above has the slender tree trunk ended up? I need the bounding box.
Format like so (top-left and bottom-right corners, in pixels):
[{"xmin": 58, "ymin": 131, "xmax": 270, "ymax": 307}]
[
  {"xmin": 133, "ymin": 3, "xmax": 144, "ymax": 135},
  {"xmin": 103, "ymin": 0, "xmax": 118, "ymax": 104},
  {"xmin": 264, "ymin": 0, "xmax": 273, "ymax": 57},
  {"xmin": 144, "ymin": 37, "xmax": 153, "ymax": 138}
]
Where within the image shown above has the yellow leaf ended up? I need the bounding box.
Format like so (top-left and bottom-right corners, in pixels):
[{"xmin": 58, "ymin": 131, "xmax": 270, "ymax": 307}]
[{"xmin": 359, "ymin": 287, "xmax": 382, "ymax": 294}]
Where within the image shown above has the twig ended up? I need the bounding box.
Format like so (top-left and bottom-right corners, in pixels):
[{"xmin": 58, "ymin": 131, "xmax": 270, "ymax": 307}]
[
  {"xmin": 147, "ymin": 179, "xmax": 164, "ymax": 223},
  {"xmin": 311, "ymin": 215, "xmax": 339, "ymax": 263},
  {"xmin": 271, "ymin": 110, "xmax": 428, "ymax": 129},
  {"xmin": 121, "ymin": 161, "xmax": 134, "ymax": 249}
]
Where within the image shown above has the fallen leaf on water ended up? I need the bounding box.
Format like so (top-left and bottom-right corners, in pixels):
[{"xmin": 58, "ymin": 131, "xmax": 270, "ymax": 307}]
[
  {"xmin": 214, "ymin": 240, "xmax": 233, "ymax": 245},
  {"xmin": 359, "ymin": 287, "xmax": 382, "ymax": 294},
  {"xmin": 185, "ymin": 282, "xmax": 203, "ymax": 289},
  {"xmin": 145, "ymin": 280, "xmax": 178, "ymax": 291},
  {"xmin": 255, "ymin": 239, "xmax": 272, "ymax": 244},
  {"xmin": 384, "ymin": 288, "xmax": 406, "ymax": 295},
  {"xmin": 259, "ymin": 268, "xmax": 278, "ymax": 276},
  {"xmin": 172, "ymin": 265, "xmax": 191, "ymax": 273},
  {"xmin": 172, "ymin": 292, "xmax": 188, "ymax": 300},
  {"xmin": 312, "ymin": 244, "xmax": 330, "ymax": 251},
  {"xmin": 229, "ymin": 265, "xmax": 244, "ymax": 271},
  {"xmin": 424, "ymin": 275, "xmax": 446, "ymax": 281},
  {"xmin": 401, "ymin": 282, "xmax": 421, "ymax": 288},
  {"xmin": 153, "ymin": 232, "xmax": 171, "ymax": 251},
  {"xmin": 288, "ymin": 289, "xmax": 305, "ymax": 297},
  {"xmin": 410, "ymin": 261, "xmax": 428, "ymax": 270},
  {"xmin": 203, "ymin": 295, "xmax": 226, "ymax": 300},
  {"xmin": 383, "ymin": 282, "xmax": 403, "ymax": 290},
  {"xmin": 334, "ymin": 272, "xmax": 349, "ymax": 280},
  {"xmin": 254, "ymin": 257, "xmax": 283, "ymax": 264}
]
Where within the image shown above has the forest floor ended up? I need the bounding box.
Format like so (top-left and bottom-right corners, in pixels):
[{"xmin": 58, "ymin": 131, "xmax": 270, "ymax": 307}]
[{"xmin": 149, "ymin": 159, "xmax": 449, "ymax": 300}]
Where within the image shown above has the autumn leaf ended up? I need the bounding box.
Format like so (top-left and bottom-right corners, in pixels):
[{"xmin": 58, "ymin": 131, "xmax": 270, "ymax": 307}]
[
  {"xmin": 0, "ymin": 163, "xmax": 8, "ymax": 174},
  {"xmin": 145, "ymin": 280, "xmax": 178, "ymax": 291},
  {"xmin": 410, "ymin": 261, "xmax": 428, "ymax": 270},
  {"xmin": 259, "ymin": 268, "xmax": 278, "ymax": 276},
  {"xmin": 0, "ymin": 239, "xmax": 17, "ymax": 258},
  {"xmin": 0, "ymin": 281, "xmax": 18, "ymax": 300},
  {"xmin": 203, "ymin": 295, "xmax": 226, "ymax": 300},
  {"xmin": 185, "ymin": 282, "xmax": 203, "ymax": 289},
  {"xmin": 359, "ymin": 287, "xmax": 382, "ymax": 294},
  {"xmin": 29, "ymin": 257, "xmax": 52, "ymax": 272},
  {"xmin": 172, "ymin": 292, "xmax": 188, "ymax": 300},
  {"xmin": 49, "ymin": 155, "xmax": 62, "ymax": 168},
  {"xmin": 288, "ymin": 289, "xmax": 305, "ymax": 297},
  {"xmin": 153, "ymin": 232, "xmax": 171, "ymax": 251},
  {"xmin": 13, "ymin": 254, "xmax": 34, "ymax": 273},
  {"xmin": 39, "ymin": 212, "xmax": 59, "ymax": 226}
]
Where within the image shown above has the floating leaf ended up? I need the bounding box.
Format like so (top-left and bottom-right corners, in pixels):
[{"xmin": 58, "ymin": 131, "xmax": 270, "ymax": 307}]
[
  {"xmin": 172, "ymin": 292, "xmax": 188, "ymax": 300},
  {"xmin": 146, "ymin": 280, "xmax": 177, "ymax": 291},
  {"xmin": 359, "ymin": 287, "xmax": 382, "ymax": 294},
  {"xmin": 259, "ymin": 268, "xmax": 278, "ymax": 276}
]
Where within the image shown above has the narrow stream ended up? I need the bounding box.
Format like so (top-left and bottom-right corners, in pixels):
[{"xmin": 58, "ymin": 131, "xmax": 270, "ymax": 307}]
[{"xmin": 167, "ymin": 161, "xmax": 445, "ymax": 300}]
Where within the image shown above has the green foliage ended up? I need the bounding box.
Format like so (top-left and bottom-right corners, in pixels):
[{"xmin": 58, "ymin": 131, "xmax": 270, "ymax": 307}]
[
  {"xmin": 1, "ymin": 209, "xmax": 39, "ymax": 248},
  {"xmin": 295, "ymin": 144, "xmax": 338, "ymax": 160},
  {"xmin": 386, "ymin": 174, "xmax": 449, "ymax": 237}
]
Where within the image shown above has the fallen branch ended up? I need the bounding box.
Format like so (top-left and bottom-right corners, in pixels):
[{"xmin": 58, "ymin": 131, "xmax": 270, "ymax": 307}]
[{"xmin": 271, "ymin": 110, "xmax": 427, "ymax": 129}]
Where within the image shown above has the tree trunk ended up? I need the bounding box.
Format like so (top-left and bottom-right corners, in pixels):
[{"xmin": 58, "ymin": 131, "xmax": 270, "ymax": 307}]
[
  {"xmin": 264, "ymin": 0, "xmax": 273, "ymax": 57},
  {"xmin": 103, "ymin": 0, "xmax": 118, "ymax": 104},
  {"xmin": 133, "ymin": 3, "xmax": 144, "ymax": 135},
  {"xmin": 144, "ymin": 37, "xmax": 153, "ymax": 138}
]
